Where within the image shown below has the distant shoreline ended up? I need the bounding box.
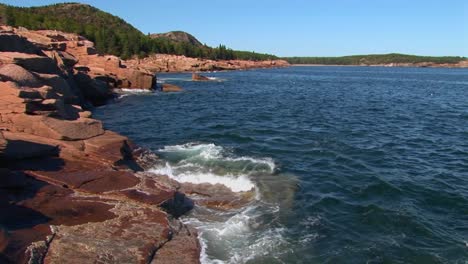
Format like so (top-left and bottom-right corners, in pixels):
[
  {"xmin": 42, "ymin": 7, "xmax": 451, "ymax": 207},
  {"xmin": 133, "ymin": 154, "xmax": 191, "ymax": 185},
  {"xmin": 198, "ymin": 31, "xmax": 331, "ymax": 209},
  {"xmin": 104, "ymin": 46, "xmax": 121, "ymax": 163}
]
[{"xmin": 291, "ymin": 63, "xmax": 468, "ymax": 68}]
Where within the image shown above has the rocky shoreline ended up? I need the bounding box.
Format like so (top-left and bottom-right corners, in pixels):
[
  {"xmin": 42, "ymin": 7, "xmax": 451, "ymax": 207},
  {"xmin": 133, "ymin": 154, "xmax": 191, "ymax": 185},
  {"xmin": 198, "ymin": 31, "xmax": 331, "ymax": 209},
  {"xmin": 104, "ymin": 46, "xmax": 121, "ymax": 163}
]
[
  {"xmin": 126, "ymin": 54, "xmax": 290, "ymax": 73},
  {"xmin": 0, "ymin": 26, "xmax": 256, "ymax": 263}
]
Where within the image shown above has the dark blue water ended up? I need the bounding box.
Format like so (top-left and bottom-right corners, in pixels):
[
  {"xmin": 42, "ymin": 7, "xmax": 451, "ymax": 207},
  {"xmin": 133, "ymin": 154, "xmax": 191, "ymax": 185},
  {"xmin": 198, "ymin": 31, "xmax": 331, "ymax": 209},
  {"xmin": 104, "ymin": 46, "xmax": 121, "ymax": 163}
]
[{"xmin": 95, "ymin": 66, "xmax": 468, "ymax": 263}]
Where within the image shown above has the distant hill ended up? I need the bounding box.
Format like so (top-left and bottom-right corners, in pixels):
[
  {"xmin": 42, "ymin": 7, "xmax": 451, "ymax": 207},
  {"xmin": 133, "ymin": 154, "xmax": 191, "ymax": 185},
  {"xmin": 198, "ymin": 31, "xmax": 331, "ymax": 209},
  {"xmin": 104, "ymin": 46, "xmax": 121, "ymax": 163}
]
[
  {"xmin": 150, "ymin": 31, "xmax": 203, "ymax": 47},
  {"xmin": 284, "ymin": 53, "xmax": 466, "ymax": 65},
  {"xmin": 0, "ymin": 2, "xmax": 277, "ymax": 61}
]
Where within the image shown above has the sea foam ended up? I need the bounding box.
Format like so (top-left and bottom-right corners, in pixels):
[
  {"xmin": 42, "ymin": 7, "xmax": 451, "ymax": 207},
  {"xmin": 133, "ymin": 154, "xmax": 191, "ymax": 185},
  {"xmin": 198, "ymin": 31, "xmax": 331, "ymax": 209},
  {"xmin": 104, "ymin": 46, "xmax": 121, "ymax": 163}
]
[
  {"xmin": 150, "ymin": 143, "xmax": 275, "ymax": 192},
  {"xmin": 150, "ymin": 162, "xmax": 254, "ymax": 192}
]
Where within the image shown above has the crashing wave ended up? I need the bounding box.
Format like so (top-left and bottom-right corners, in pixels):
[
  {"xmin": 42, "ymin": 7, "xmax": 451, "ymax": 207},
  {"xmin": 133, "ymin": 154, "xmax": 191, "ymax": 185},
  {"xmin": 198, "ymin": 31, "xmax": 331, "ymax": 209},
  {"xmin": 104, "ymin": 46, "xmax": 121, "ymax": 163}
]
[
  {"xmin": 147, "ymin": 142, "xmax": 295, "ymax": 263},
  {"xmin": 150, "ymin": 143, "xmax": 275, "ymax": 193}
]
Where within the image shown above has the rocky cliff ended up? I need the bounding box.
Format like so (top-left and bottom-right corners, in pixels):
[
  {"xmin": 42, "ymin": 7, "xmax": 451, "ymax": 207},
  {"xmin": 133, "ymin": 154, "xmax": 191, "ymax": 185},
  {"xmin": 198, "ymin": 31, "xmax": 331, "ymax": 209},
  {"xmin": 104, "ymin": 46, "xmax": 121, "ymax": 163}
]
[{"xmin": 0, "ymin": 26, "xmax": 203, "ymax": 264}]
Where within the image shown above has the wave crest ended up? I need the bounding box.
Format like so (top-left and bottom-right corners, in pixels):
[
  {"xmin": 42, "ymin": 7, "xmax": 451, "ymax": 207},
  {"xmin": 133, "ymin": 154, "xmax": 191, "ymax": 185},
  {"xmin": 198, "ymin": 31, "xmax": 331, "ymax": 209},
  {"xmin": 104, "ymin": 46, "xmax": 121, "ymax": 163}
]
[{"xmin": 150, "ymin": 143, "xmax": 275, "ymax": 192}]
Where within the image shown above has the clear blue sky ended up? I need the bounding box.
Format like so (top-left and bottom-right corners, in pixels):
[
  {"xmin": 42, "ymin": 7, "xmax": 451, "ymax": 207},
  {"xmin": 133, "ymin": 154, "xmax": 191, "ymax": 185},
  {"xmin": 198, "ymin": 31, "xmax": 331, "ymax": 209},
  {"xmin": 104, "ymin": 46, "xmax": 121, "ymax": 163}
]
[{"xmin": 1, "ymin": 0, "xmax": 467, "ymax": 57}]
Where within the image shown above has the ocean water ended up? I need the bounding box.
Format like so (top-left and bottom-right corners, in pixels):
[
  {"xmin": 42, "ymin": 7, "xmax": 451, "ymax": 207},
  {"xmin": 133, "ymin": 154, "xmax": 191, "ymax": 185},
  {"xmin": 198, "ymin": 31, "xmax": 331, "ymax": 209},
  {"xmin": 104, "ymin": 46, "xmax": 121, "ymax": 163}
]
[{"xmin": 94, "ymin": 66, "xmax": 468, "ymax": 263}]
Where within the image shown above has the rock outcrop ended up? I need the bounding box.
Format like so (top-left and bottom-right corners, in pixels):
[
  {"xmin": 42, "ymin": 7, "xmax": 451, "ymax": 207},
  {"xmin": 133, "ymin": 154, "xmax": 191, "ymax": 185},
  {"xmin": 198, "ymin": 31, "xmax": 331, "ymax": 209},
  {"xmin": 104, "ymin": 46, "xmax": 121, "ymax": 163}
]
[
  {"xmin": 126, "ymin": 54, "xmax": 290, "ymax": 73},
  {"xmin": 0, "ymin": 26, "xmax": 200, "ymax": 264},
  {"xmin": 0, "ymin": 26, "xmax": 157, "ymax": 108},
  {"xmin": 150, "ymin": 31, "xmax": 203, "ymax": 47},
  {"xmin": 161, "ymin": 83, "xmax": 183, "ymax": 92}
]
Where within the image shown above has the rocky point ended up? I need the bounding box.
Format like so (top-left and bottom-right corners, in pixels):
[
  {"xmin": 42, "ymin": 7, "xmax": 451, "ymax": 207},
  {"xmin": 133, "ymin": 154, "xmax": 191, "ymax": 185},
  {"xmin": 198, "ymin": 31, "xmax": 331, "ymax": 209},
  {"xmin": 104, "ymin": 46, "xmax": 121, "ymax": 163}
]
[
  {"xmin": 126, "ymin": 53, "xmax": 290, "ymax": 73},
  {"xmin": 0, "ymin": 26, "xmax": 202, "ymax": 264}
]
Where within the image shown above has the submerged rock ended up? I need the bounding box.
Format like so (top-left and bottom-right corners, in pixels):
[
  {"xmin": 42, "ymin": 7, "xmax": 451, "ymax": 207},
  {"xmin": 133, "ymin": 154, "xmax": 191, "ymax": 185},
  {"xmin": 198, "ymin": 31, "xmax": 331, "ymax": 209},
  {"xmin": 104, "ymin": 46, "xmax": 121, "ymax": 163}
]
[
  {"xmin": 151, "ymin": 174, "xmax": 256, "ymax": 211},
  {"xmin": 161, "ymin": 83, "xmax": 183, "ymax": 92},
  {"xmin": 192, "ymin": 73, "xmax": 210, "ymax": 81}
]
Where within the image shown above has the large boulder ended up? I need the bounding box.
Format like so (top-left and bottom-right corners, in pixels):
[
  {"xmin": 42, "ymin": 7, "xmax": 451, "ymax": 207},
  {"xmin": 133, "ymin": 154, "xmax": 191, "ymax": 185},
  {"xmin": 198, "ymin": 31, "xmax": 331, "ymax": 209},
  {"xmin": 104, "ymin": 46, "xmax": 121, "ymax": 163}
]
[
  {"xmin": 9, "ymin": 115, "xmax": 104, "ymax": 141},
  {"xmin": 44, "ymin": 50, "xmax": 79, "ymax": 72},
  {"xmin": 0, "ymin": 64, "xmax": 43, "ymax": 87},
  {"xmin": 16, "ymin": 30, "xmax": 68, "ymax": 52},
  {"xmin": 41, "ymin": 117, "xmax": 104, "ymax": 140},
  {"xmin": 0, "ymin": 80, "xmax": 80, "ymax": 119},
  {"xmin": 73, "ymin": 72, "xmax": 113, "ymax": 106},
  {"xmin": 83, "ymin": 131, "xmax": 133, "ymax": 166},
  {"xmin": 1, "ymin": 133, "xmax": 59, "ymax": 160},
  {"xmin": 36, "ymin": 73, "xmax": 79, "ymax": 104},
  {"xmin": 0, "ymin": 52, "xmax": 60, "ymax": 74},
  {"xmin": 43, "ymin": 203, "xmax": 171, "ymax": 264},
  {"xmin": 119, "ymin": 69, "xmax": 155, "ymax": 89}
]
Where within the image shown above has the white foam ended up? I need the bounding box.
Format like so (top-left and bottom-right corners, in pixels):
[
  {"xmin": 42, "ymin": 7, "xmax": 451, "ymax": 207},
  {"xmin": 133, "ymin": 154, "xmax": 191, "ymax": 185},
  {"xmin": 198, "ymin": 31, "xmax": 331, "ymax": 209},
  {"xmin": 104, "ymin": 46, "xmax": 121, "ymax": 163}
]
[
  {"xmin": 153, "ymin": 143, "xmax": 277, "ymax": 192},
  {"xmin": 153, "ymin": 142, "xmax": 286, "ymax": 263},
  {"xmin": 159, "ymin": 143, "xmax": 222, "ymax": 159},
  {"xmin": 115, "ymin": 88, "xmax": 154, "ymax": 93},
  {"xmin": 216, "ymin": 210, "xmax": 252, "ymax": 236},
  {"xmin": 149, "ymin": 162, "xmax": 254, "ymax": 192},
  {"xmin": 158, "ymin": 143, "xmax": 275, "ymax": 172}
]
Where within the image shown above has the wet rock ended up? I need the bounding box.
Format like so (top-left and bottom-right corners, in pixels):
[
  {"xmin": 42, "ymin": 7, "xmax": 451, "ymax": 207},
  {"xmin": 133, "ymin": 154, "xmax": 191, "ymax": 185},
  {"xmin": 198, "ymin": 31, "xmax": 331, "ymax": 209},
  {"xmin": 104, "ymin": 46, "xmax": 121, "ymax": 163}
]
[
  {"xmin": 151, "ymin": 221, "xmax": 201, "ymax": 264},
  {"xmin": 162, "ymin": 83, "xmax": 183, "ymax": 92},
  {"xmin": 160, "ymin": 191, "xmax": 194, "ymax": 218},
  {"xmin": 132, "ymin": 147, "xmax": 160, "ymax": 170},
  {"xmin": 145, "ymin": 174, "xmax": 254, "ymax": 211},
  {"xmin": 192, "ymin": 73, "xmax": 210, "ymax": 81},
  {"xmin": 180, "ymin": 182, "xmax": 256, "ymax": 210}
]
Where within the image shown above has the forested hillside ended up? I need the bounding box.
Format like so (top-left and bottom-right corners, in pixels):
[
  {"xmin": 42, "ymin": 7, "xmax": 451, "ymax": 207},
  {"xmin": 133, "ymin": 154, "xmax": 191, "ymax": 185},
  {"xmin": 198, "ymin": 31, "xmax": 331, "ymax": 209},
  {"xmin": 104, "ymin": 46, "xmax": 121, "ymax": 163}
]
[
  {"xmin": 285, "ymin": 53, "xmax": 466, "ymax": 65},
  {"xmin": 0, "ymin": 2, "xmax": 277, "ymax": 61}
]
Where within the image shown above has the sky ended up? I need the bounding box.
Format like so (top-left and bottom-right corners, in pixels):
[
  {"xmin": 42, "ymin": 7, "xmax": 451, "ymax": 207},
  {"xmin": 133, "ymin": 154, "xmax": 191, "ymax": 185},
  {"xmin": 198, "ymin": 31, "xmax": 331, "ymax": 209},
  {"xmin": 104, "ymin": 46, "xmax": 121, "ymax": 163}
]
[{"xmin": 1, "ymin": 0, "xmax": 467, "ymax": 57}]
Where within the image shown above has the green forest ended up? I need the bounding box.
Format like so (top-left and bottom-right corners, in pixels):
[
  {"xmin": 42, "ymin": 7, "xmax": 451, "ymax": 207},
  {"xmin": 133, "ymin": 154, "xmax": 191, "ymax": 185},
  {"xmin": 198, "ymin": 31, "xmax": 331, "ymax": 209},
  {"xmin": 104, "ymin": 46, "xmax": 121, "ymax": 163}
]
[
  {"xmin": 0, "ymin": 3, "xmax": 277, "ymax": 61},
  {"xmin": 284, "ymin": 54, "xmax": 466, "ymax": 65}
]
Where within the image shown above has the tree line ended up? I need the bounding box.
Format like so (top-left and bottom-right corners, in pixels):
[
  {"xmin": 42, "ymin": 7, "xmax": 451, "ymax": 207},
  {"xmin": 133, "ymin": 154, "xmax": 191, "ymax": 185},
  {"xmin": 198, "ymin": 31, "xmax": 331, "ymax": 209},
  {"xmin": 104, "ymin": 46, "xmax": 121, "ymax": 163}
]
[
  {"xmin": 0, "ymin": 3, "xmax": 277, "ymax": 61},
  {"xmin": 284, "ymin": 53, "xmax": 466, "ymax": 65}
]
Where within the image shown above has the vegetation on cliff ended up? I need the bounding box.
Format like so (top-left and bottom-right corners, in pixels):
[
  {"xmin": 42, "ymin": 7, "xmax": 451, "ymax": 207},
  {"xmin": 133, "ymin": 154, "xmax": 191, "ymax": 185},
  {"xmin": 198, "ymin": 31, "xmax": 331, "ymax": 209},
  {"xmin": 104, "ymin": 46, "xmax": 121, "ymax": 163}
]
[
  {"xmin": 284, "ymin": 53, "xmax": 466, "ymax": 65},
  {"xmin": 0, "ymin": 2, "xmax": 277, "ymax": 61}
]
